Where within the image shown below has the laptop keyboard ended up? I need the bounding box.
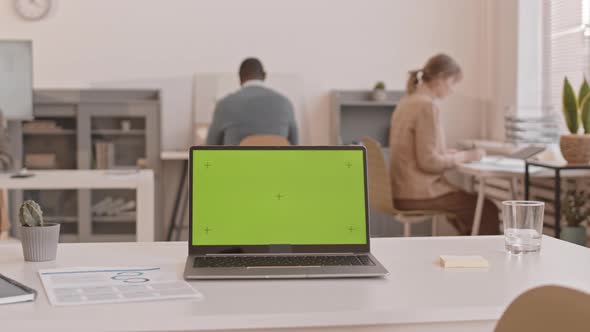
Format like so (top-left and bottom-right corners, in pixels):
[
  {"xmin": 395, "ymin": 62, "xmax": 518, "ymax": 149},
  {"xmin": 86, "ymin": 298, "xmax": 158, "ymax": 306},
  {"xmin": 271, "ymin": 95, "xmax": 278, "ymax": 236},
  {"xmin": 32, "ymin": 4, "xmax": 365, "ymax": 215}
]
[{"xmin": 193, "ymin": 255, "xmax": 375, "ymax": 268}]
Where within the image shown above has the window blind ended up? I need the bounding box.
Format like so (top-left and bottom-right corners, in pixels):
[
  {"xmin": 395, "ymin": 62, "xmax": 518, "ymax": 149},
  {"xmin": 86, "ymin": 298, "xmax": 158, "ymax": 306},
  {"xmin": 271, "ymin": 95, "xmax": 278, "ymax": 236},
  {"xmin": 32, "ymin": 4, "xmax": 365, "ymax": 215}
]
[{"xmin": 550, "ymin": 0, "xmax": 589, "ymax": 114}]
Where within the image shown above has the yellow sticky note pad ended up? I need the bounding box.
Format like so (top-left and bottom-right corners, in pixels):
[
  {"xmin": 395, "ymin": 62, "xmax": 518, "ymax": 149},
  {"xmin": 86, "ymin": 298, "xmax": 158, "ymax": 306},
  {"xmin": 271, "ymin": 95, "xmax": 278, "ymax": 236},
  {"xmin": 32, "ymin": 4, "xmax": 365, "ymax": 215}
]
[{"xmin": 439, "ymin": 255, "xmax": 489, "ymax": 268}]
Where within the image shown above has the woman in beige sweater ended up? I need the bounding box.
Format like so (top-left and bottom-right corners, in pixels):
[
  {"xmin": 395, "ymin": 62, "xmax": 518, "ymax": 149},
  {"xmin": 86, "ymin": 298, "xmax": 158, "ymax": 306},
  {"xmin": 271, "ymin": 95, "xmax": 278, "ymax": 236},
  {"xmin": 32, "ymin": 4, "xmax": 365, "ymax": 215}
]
[{"xmin": 389, "ymin": 54, "xmax": 500, "ymax": 235}]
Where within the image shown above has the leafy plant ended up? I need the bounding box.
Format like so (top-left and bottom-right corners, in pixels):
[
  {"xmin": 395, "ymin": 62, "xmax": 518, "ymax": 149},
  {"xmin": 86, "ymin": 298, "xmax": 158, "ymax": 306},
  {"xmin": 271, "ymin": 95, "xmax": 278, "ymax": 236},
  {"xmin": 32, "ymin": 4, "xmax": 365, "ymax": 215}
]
[
  {"xmin": 562, "ymin": 190, "xmax": 590, "ymax": 227},
  {"xmin": 578, "ymin": 78, "xmax": 590, "ymax": 106},
  {"xmin": 19, "ymin": 200, "xmax": 44, "ymax": 227},
  {"xmin": 562, "ymin": 76, "xmax": 590, "ymax": 134},
  {"xmin": 563, "ymin": 77, "xmax": 579, "ymax": 134},
  {"xmin": 374, "ymin": 81, "xmax": 386, "ymax": 90},
  {"xmin": 582, "ymin": 80, "xmax": 590, "ymax": 134}
]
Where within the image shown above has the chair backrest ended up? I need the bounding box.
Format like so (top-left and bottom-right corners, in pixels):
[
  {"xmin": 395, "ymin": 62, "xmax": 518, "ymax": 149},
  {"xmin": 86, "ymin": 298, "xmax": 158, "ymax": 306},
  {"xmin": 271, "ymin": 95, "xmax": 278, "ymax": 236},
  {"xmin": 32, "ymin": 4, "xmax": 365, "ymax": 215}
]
[
  {"xmin": 495, "ymin": 285, "xmax": 590, "ymax": 332},
  {"xmin": 361, "ymin": 137, "xmax": 395, "ymax": 215},
  {"xmin": 239, "ymin": 135, "xmax": 290, "ymax": 146},
  {"xmin": 0, "ymin": 190, "xmax": 9, "ymax": 235}
]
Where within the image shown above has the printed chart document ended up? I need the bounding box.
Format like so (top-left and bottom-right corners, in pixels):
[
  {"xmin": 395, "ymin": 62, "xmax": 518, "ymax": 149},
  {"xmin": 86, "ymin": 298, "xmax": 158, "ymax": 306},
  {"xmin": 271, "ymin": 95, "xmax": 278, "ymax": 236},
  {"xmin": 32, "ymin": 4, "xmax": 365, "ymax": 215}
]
[{"xmin": 39, "ymin": 267, "xmax": 203, "ymax": 306}]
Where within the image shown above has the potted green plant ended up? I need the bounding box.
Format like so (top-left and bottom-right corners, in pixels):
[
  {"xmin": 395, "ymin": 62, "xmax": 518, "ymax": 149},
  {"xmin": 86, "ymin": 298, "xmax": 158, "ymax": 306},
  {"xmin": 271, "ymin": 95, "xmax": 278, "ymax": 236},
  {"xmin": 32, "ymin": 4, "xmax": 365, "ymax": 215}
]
[
  {"xmin": 19, "ymin": 200, "xmax": 60, "ymax": 261},
  {"xmin": 371, "ymin": 81, "xmax": 387, "ymax": 101},
  {"xmin": 561, "ymin": 190, "xmax": 589, "ymax": 246},
  {"xmin": 560, "ymin": 77, "xmax": 590, "ymax": 164}
]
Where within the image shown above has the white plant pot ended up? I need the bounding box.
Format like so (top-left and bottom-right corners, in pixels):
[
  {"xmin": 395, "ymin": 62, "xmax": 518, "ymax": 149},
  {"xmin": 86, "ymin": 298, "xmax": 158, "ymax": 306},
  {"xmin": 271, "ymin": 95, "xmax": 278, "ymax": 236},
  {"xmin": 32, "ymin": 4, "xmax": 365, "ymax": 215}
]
[
  {"xmin": 20, "ymin": 223, "xmax": 60, "ymax": 262},
  {"xmin": 371, "ymin": 90, "xmax": 387, "ymax": 101}
]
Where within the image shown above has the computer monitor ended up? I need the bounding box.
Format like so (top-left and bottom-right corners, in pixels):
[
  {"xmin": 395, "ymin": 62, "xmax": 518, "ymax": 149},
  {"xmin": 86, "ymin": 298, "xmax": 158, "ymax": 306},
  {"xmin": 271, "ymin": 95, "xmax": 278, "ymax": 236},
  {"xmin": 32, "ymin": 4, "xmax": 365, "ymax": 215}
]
[
  {"xmin": 189, "ymin": 146, "xmax": 369, "ymax": 248},
  {"xmin": 0, "ymin": 40, "xmax": 33, "ymax": 120}
]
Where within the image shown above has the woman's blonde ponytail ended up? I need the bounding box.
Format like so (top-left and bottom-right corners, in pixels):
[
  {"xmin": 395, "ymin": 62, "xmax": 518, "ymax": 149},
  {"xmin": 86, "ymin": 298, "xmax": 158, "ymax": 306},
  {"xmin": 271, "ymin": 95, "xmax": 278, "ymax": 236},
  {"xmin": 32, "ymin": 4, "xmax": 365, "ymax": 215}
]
[
  {"xmin": 406, "ymin": 69, "xmax": 422, "ymax": 94},
  {"xmin": 405, "ymin": 54, "xmax": 462, "ymax": 95}
]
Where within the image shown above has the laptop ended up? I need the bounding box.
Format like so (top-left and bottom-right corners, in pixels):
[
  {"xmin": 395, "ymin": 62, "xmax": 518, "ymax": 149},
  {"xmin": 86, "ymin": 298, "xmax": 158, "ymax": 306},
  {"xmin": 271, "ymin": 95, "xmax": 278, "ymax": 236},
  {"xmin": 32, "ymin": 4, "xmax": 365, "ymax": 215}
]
[
  {"xmin": 507, "ymin": 145, "xmax": 545, "ymax": 160},
  {"xmin": 184, "ymin": 146, "xmax": 388, "ymax": 279}
]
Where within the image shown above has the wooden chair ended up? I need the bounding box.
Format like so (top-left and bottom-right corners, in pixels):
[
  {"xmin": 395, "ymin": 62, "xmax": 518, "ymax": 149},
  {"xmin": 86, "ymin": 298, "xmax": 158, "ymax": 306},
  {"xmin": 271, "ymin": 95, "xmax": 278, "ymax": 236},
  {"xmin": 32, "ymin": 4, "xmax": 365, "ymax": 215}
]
[
  {"xmin": 0, "ymin": 189, "xmax": 9, "ymax": 240},
  {"xmin": 361, "ymin": 137, "xmax": 448, "ymax": 237},
  {"xmin": 495, "ymin": 285, "xmax": 590, "ymax": 332},
  {"xmin": 239, "ymin": 135, "xmax": 290, "ymax": 146}
]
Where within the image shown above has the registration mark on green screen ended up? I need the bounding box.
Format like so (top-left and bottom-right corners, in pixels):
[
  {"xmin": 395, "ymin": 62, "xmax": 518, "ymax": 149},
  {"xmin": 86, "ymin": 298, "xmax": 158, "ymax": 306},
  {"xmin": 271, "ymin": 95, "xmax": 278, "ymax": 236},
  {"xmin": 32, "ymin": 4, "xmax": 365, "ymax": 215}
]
[{"xmin": 192, "ymin": 149, "xmax": 367, "ymax": 246}]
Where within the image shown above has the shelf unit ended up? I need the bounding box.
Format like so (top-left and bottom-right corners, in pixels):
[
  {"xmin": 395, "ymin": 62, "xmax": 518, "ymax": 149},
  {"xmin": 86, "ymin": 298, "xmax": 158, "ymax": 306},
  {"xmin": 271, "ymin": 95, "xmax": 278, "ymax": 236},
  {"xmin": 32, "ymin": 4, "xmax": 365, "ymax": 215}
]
[
  {"xmin": 23, "ymin": 129, "xmax": 77, "ymax": 135},
  {"xmin": 91, "ymin": 129, "xmax": 146, "ymax": 136},
  {"xmin": 330, "ymin": 90, "xmax": 403, "ymax": 147},
  {"xmin": 7, "ymin": 89, "xmax": 161, "ymax": 242}
]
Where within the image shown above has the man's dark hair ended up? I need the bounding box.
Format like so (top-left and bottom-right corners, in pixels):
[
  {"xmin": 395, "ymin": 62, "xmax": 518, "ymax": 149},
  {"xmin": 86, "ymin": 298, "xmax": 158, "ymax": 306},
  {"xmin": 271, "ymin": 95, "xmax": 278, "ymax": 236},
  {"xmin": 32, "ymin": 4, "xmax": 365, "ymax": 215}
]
[{"xmin": 239, "ymin": 57, "xmax": 266, "ymax": 83}]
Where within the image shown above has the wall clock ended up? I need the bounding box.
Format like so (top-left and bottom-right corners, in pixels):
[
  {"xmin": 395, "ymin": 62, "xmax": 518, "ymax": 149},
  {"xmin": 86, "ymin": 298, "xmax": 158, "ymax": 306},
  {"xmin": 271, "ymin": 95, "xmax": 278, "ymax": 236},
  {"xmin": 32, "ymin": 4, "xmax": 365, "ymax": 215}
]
[{"xmin": 14, "ymin": 0, "xmax": 52, "ymax": 21}]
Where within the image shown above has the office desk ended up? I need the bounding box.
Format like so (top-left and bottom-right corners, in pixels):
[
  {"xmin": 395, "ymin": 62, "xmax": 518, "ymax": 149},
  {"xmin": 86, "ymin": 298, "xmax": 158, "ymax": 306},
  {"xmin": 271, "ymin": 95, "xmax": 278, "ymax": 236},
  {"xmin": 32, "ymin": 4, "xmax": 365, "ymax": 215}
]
[
  {"xmin": 161, "ymin": 151, "xmax": 190, "ymax": 241},
  {"xmin": 0, "ymin": 170, "xmax": 155, "ymax": 242},
  {"xmin": 525, "ymin": 160, "xmax": 590, "ymax": 238},
  {"xmin": 458, "ymin": 161, "xmax": 590, "ymax": 236},
  {"xmin": 2, "ymin": 236, "xmax": 590, "ymax": 332},
  {"xmin": 457, "ymin": 161, "xmax": 528, "ymax": 235}
]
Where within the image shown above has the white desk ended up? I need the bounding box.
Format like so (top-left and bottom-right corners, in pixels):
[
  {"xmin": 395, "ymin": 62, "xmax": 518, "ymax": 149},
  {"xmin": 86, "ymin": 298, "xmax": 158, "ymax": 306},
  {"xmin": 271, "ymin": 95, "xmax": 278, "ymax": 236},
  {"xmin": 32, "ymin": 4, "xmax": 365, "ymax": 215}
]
[
  {"xmin": 161, "ymin": 150, "xmax": 189, "ymax": 161},
  {"xmin": 161, "ymin": 151, "xmax": 190, "ymax": 240},
  {"xmin": 457, "ymin": 161, "xmax": 526, "ymax": 235},
  {"xmin": 2, "ymin": 236, "xmax": 590, "ymax": 332},
  {"xmin": 456, "ymin": 160, "xmax": 590, "ymax": 235},
  {"xmin": 0, "ymin": 170, "xmax": 155, "ymax": 242}
]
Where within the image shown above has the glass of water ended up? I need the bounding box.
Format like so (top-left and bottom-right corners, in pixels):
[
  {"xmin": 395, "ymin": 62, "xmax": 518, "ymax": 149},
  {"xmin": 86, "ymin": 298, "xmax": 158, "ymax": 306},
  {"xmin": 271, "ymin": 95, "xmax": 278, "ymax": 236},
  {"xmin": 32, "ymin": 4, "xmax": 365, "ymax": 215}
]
[{"xmin": 502, "ymin": 201, "xmax": 545, "ymax": 255}]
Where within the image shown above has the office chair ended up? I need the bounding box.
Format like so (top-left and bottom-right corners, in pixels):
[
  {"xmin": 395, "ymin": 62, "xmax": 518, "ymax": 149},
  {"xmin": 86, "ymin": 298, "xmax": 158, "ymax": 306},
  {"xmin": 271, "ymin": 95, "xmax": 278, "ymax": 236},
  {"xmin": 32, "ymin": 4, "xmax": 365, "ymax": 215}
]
[
  {"xmin": 239, "ymin": 135, "xmax": 290, "ymax": 146},
  {"xmin": 361, "ymin": 137, "xmax": 450, "ymax": 237},
  {"xmin": 495, "ymin": 285, "xmax": 590, "ymax": 332}
]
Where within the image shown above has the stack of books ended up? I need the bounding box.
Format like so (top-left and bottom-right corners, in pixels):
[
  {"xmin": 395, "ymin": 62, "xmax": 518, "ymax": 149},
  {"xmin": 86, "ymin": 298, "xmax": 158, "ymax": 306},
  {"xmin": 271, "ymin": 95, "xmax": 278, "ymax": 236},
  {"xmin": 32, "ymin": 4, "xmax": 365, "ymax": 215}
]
[
  {"xmin": 504, "ymin": 114, "xmax": 561, "ymax": 144},
  {"xmin": 23, "ymin": 120, "xmax": 60, "ymax": 131},
  {"xmin": 92, "ymin": 197, "xmax": 136, "ymax": 217},
  {"xmin": 24, "ymin": 153, "xmax": 57, "ymax": 169},
  {"xmin": 95, "ymin": 141, "xmax": 115, "ymax": 169}
]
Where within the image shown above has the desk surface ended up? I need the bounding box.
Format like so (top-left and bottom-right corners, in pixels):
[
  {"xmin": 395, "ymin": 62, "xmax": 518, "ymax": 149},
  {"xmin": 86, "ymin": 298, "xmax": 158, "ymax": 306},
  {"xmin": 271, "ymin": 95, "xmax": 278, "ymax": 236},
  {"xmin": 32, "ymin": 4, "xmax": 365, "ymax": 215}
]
[
  {"xmin": 2, "ymin": 236, "xmax": 590, "ymax": 332},
  {"xmin": 0, "ymin": 170, "xmax": 154, "ymax": 189},
  {"xmin": 527, "ymin": 160, "xmax": 590, "ymax": 170},
  {"xmin": 161, "ymin": 150, "xmax": 189, "ymax": 160},
  {"xmin": 0, "ymin": 170, "xmax": 156, "ymax": 241},
  {"xmin": 457, "ymin": 160, "xmax": 590, "ymax": 178}
]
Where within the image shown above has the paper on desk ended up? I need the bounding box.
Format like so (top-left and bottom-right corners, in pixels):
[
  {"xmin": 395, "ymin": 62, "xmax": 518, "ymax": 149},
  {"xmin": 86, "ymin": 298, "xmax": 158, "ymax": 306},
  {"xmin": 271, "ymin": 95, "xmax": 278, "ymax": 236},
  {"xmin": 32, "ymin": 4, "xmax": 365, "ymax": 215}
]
[
  {"xmin": 39, "ymin": 266, "xmax": 202, "ymax": 306},
  {"xmin": 440, "ymin": 255, "xmax": 489, "ymax": 268},
  {"xmin": 470, "ymin": 157, "xmax": 543, "ymax": 173}
]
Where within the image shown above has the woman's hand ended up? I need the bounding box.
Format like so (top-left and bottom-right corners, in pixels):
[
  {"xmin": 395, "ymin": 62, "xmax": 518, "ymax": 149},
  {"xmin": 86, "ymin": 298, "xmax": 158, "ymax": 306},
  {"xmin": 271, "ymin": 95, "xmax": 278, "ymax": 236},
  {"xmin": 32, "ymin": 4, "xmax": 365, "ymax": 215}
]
[{"xmin": 453, "ymin": 148, "xmax": 486, "ymax": 164}]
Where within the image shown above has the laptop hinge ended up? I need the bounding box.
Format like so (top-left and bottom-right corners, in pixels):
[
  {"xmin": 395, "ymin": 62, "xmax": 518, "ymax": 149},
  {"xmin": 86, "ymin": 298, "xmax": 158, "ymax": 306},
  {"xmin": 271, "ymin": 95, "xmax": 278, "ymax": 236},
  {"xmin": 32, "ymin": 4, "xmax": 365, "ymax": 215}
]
[{"xmin": 203, "ymin": 252, "xmax": 358, "ymax": 257}]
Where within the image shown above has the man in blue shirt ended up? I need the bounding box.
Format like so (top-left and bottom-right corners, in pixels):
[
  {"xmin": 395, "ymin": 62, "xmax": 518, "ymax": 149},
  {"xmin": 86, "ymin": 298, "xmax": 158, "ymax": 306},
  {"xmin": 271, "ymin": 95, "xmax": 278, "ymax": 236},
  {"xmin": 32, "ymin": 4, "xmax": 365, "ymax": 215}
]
[{"xmin": 206, "ymin": 58, "xmax": 299, "ymax": 145}]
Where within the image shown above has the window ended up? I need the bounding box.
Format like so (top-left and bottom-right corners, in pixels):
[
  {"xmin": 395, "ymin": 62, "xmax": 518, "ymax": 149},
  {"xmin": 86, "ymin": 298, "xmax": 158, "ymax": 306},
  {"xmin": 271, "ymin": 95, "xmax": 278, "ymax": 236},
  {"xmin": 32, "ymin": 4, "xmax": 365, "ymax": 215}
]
[{"xmin": 550, "ymin": 0, "xmax": 590, "ymax": 113}]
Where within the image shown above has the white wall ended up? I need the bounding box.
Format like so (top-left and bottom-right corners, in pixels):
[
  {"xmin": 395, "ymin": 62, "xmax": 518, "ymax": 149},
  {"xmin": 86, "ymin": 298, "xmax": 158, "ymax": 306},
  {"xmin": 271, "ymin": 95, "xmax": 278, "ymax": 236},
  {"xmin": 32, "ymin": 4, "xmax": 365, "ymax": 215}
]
[
  {"xmin": 482, "ymin": 0, "xmax": 551, "ymax": 141},
  {"xmin": 482, "ymin": 0, "xmax": 518, "ymax": 141},
  {"xmin": 0, "ymin": 0, "xmax": 492, "ymax": 150}
]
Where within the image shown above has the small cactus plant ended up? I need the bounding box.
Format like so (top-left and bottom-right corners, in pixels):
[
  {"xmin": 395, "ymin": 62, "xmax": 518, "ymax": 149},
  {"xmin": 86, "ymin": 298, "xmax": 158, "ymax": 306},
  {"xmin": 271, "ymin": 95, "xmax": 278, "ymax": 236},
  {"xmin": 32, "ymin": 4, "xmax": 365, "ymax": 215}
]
[
  {"xmin": 562, "ymin": 76, "xmax": 590, "ymax": 134},
  {"xmin": 374, "ymin": 81, "xmax": 386, "ymax": 90},
  {"xmin": 19, "ymin": 200, "xmax": 44, "ymax": 227}
]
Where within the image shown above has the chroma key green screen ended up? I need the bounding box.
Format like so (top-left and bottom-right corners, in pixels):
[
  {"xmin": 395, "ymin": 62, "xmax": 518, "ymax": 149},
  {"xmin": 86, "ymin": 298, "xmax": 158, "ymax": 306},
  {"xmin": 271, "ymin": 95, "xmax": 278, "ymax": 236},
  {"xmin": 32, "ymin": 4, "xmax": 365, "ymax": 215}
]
[{"xmin": 191, "ymin": 149, "xmax": 367, "ymax": 246}]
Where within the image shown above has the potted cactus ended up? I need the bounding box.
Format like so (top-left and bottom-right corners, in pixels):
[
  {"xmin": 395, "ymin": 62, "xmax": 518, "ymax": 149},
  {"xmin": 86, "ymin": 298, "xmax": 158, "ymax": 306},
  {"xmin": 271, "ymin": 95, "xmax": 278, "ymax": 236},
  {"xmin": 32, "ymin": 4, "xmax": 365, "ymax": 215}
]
[
  {"xmin": 561, "ymin": 190, "xmax": 589, "ymax": 246},
  {"xmin": 560, "ymin": 76, "xmax": 590, "ymax": 164},
  {"xmin": 371, "ymin": 81, "xmax": 387, "ymax": 101},
  {"xmin": 19, "ymin": 200, "xmax": 60, "ymax": 262}
]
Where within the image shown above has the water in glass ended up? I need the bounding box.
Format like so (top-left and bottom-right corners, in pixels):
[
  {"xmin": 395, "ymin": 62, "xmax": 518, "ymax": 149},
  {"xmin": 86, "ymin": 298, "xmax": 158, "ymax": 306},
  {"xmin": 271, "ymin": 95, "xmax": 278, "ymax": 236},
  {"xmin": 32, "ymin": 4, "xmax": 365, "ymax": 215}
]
[{"xmin": 502, "ymin": 201, "xmax": 544, "ymax": 255}]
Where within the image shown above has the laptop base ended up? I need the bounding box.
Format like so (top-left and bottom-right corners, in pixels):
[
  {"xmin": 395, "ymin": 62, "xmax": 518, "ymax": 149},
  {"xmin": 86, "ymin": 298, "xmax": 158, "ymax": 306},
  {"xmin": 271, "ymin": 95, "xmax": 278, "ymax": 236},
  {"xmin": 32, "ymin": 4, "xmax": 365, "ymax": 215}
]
[{"xmin": 183, "ymin": 253, "xmax": 388, "ymax": 280}]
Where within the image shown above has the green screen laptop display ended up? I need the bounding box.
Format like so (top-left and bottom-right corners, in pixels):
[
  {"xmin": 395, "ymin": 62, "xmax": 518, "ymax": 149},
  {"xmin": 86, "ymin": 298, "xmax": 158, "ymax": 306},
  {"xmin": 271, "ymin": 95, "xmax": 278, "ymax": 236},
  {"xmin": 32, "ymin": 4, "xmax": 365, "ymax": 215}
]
[{"xmin": 191, "ymin": 149, "xmax": 367, "ymax": 246}]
